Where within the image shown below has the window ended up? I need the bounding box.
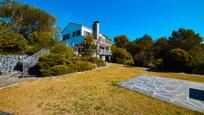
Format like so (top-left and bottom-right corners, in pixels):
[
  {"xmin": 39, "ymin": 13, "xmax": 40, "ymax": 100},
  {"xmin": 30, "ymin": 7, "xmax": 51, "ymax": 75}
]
[
  {"xmin": 77, "ymin": 30, "xmax": 81, "ymax": 36},
  {"xmin": 67, "ymin": 34, "xmax": 70, "ymax": 39},
  {"xmin": 73, "ymin": 32, "xmax": 75, "ymax": 37},
  {"xmin": 63, "ymin": 35, "xmax": 66, "ymax": 40},
  {"xmin": 63, "ymin": 34, "xmax": 70, "ymax": 40},
  {"xmin": 84, "ymin": 31, "xmax": 91, "ymax": 36}
]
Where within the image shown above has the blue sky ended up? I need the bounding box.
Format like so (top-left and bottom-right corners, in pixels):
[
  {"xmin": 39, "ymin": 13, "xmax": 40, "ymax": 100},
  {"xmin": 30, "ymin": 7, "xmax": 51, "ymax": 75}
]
[{"xmin": 17, "ymin": 0, "xmax": 204, "ymax": 41}]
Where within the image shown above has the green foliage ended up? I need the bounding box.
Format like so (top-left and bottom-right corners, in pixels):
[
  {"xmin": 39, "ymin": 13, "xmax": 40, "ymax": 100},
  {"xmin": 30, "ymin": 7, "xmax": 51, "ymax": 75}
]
[
  {"xmin": 114, "ymin": 35, "xmax": 129, "ymax": 48},
  {"xmin": 154, "ymin": 59, "xmax": 163, "ymax": 70},
  {"xmin": 0, "ymin": 0, "xmax": 57, "ymax": 55},
  {"xmin": 126, "ymin": 42, "xmax": 140, "ymax": 56},
  {"xmin": 135, "ymin": 34, "xmax": 153, "ymax": 51},
  {"xmin": 133, "ymin": 51, "xmax": 148, "ymax": 66},
  {"xmin": 80, "ymin": 34, "xmax": 97, "ymax": 56},
  {"xmin": 168, "ymin": 28, "xmax": 203, "ymax": 51},
  {"xmin": 112, "ymin": 47, "xmax": 134, "ymax": 65},
  {"xmin": 50, "ymin": 43, "xmax": 73, "ymax": 58},
  {"xmin": 163, "ymin": 48, "xmax": 193, "ymax": 72},
  {"xmin": 0, "ymin": 21, "xmax": 28, "ymax": 54},
  {"xmin": 37, "ymin": 54, "xmax": 66, "ymax": 69},
  {"xmin": 68, "ymin": 60, "xmax": 96, "ymax": 72},
  {"xmin": 189, "ymin": 46, "xmax": 204, "ymax": 74},
  {"xmin": 26, "ymin": 32, "xmax": 55, "ymax": 54},
  {"xmin": 77, "ymin": 57, "xmax": 106, "ymax": 67},
  {"xmin": 152, "ymin": 37, "xmax": 170, "ymax": 59},
  {"xmin": 40, "ymin": 65, "xmax": 73, "ymax": 76},
  {"xmin": 37, "ymin": 53, "xmax": 96, "ymax": 76},
  {"xmin": 0, "ymin": 0, "xmax": 56, "ymax": 39}
]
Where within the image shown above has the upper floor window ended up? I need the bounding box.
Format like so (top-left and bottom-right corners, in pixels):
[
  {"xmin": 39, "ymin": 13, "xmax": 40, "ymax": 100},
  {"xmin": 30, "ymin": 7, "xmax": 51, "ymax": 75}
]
[
  {"xmin": 84, "ymin": 31, "xmax": 90, "ymax": 36},
  {"xmin": 73, "ymin": 32, "xmax": 76, "ymax": 37},
  {"xmin": 63, "ymin": 34, "xmax": 70, "ymax": 40},
  {"xmin": 72, "ymin": 30, "xmax": 81, "ymax": 38},
  {"xmin": 77, "ymin": 30, "xmax": 81, "ymax": 36}
]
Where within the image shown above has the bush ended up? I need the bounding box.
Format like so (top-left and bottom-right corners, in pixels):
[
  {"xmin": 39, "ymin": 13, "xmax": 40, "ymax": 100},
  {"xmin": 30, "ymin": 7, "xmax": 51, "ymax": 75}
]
[
  {"xmin": 37, "ymin": 54, "xmax": 66, "ymax": 69},
  {"xmin": 79, "ymin": 57, "xmax": 106, "ymax": 67},
  {"xmin": 154, "ymin": 59, "xmax": 163, "ymax": 70},
  {"xmin": 111, "ymin": 47, "xmax": 134, "ymax": 65},
  {"xmin": 163, "ymin": 48, "xmax": 193, "ymax": 72},
  {"xmin": 50, "ymin": 43, "xmax": 73, "ymax": 58},
  {"xmin": 37, "ymin": 54, "xmax": 96, "ymax": 76},
  {"xmin": 71, "ymin": 61, "xmax": 95, "ymax": 72},
  {"xmin": 192, "ymin": 63, "xmax": 204, "ymax": 74},
  {"xmin": 40, "ymin": 65, "xmax": 73, "ymax": 76}
]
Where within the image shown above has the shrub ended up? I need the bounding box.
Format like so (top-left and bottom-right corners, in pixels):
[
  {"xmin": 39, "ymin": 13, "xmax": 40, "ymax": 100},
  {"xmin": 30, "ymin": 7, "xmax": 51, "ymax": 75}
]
[
  {"xmin": 154, "ymin": 59, "xmax": 163, "ymax": 70},
  {"xmin": 37, "ymin": 54, "xmax": 66, "ymax": 69},
  {"xmin": 163, "ymin": 48, "xmax": 193, "ymax": 72},
  {"xmin": 40, "ymin": 65, "xmax": 73, "ymax": 76},
  {"xmin": 193, "ymin": 63, "xmax": 204, "ymax": 74},
  {"xmin": 111, "ymin": 47, "xmax": 134, "ymax": 65},
  {"xmin": 50, "ymin": 43, "xmax": 73, "ymax": 58},
  {"xmin": 80, "ymin": 57, "xmax": 106, "ymax": 67},
  {"xmin": 37, "ymin": 54, "xmax": 96, "ymax": 76},
  {"xmin": 68, "ymin": 59, "xmax": 96, "ymax": 72}
]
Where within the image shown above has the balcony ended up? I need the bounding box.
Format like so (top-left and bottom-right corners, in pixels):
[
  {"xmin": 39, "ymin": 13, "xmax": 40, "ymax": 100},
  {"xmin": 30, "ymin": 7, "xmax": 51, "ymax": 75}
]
[
  {"xmin": 95, "ymin": 38, "xmax": 112, "ymax": 46},
  {"xmin": 98, "ymin": 50, "xmax": 112, "ymax": 55}
]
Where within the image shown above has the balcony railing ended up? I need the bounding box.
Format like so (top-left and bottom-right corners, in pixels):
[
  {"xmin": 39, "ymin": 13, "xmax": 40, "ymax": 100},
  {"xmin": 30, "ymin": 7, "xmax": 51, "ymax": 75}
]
[
  {"xmin": 98, "ymin": 50, "xmax": 112, "ymax": 55},
  {"xmin": 95, "ymin": 38, "xmax": 112, "ymax": 45}
]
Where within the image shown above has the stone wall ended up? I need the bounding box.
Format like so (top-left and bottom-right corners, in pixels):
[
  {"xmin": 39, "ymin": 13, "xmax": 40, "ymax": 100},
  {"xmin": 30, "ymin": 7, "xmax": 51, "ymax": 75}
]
[{"xmin": 0, "ymin": 55, "xmax": 27, "ymax": 74}]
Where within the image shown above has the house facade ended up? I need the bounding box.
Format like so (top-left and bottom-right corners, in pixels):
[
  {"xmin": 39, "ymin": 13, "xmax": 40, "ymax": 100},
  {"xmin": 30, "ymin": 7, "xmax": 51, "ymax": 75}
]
[{"xmin": 62, "ymin": 21, "xmax": 112, "ymax": 61}]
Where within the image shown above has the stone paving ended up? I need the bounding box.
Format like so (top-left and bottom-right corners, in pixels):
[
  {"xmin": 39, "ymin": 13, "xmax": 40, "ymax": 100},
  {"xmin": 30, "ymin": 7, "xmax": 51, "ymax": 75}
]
[{"xmin": 117, "ymin": 74, "xmax": 204, "ymax": 113}]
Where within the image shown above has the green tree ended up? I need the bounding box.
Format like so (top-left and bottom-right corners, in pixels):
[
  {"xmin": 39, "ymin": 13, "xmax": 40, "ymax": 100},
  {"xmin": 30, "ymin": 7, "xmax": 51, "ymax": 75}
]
[
  {"xmin": 152, "ymin": 37, "xmax": 170, "ymax": 59},
  {"xmin": 26, "ymin": 31, "xmax": 55, "ymax": 54},
  {"xmin": 80, "ymin": 34, "xmax": 97, "ymax": 56},
  {"xmin": 114, "ymin": 35, "xmax": 129, "ymax": 48},
  {"xmin": 111, "ymin": 47, "xmax": 134, "ymax": 65},
  {"xmin": 0, "ymin": 0, "xmax": 57, "ymax": 39},
  {"xmin": 168, "ymin": 28, "xmax": 203, "ymax": 51},
  {"xmin": 132, "ymin": 34, "xmax": 154, "ymax": 66},
  {"xmin": 0, "ymin": 19, "xmax": 28, "ymax": 54},
  {"xmin": 135, "ymin": 34, "xmax": 153, "ymax": 51},
  {"xmin": 126, "ymin": 41, "xmax": 141, "ymax": 56},
  {"xmin": 163, "ymin": 48, "xmax": 193, "ymax": 72}
]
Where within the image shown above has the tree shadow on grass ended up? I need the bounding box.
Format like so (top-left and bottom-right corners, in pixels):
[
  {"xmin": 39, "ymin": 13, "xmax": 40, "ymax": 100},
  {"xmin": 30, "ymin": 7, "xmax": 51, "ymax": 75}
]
[{"xmin": 122, "ymin": 64, "xmax": 167, "ymax": 73}]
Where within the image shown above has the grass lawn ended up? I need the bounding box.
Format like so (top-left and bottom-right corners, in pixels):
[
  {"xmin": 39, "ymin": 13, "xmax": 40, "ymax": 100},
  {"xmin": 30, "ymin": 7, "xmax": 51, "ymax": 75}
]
[{"xmin": 0, "ymin": 64, "xmax": 204, "ymax": 115}]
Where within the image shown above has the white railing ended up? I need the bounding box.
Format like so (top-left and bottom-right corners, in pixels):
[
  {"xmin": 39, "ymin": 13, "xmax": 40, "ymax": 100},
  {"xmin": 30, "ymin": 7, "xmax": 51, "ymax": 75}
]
[
  {"xmin": 95, "ymin": 39, "xmax": 112, "ymax": 46},
  {"xmin": 21, "ymin": 48, "xmax": 49, "ymax": 77},
  {"xmin": 98, "ymin": 50, "xmax": 112, "ymax": 55}
]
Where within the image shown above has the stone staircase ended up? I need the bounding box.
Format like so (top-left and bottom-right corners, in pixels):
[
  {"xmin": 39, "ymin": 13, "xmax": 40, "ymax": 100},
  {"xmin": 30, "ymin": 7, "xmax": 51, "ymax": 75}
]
[{"xmin": 0, "ymin": 48, "xmax": 49, "ymax": 77}]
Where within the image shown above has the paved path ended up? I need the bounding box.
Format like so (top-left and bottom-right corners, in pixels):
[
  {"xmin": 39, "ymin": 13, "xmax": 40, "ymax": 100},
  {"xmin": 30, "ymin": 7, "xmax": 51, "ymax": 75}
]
[
  {"xmin": 0, "ymin": 63, "xmax": 112, "ymax": 89},
  {"xmin": 117, "ymin": 74, "xmax": 204, "ymax": 113}
]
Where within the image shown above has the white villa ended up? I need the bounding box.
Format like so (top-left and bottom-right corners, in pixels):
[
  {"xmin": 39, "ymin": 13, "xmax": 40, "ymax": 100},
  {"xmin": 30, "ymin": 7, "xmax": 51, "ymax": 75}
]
[{"xmin": 62, "ymin": 21, "xmax": 112, "ymax": 61}]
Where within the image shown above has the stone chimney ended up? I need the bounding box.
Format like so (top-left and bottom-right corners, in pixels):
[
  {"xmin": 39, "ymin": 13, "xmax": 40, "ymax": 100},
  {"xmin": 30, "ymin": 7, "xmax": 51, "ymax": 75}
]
[{"xmin": 92, "ymin": 21, "xmax": 100, "ymax": 40}]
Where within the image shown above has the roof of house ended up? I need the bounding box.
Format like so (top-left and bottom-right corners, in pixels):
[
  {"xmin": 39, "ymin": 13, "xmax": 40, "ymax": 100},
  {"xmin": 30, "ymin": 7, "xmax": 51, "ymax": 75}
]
[{"xmin": 62, "ymin": 22, "xmax": 92, "ymax": 33}]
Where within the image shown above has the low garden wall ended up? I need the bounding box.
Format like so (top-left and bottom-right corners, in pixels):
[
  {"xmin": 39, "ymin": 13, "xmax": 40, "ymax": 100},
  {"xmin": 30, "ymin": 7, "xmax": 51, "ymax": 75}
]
[{"xmin": 0, "ymin": 55, "xmax": 27, "ymax": 74}]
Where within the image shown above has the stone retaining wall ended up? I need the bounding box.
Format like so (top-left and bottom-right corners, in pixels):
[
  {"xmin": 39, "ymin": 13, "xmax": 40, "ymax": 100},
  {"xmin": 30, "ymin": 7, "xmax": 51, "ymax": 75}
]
[{"xmin": 0, "ymin": 55, "xmax": 27, "ymax": 74}]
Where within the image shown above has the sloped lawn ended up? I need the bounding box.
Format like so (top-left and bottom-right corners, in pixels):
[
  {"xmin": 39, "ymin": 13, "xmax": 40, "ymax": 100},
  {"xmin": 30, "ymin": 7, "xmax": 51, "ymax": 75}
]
[{"xmin": 0, "ymin": 64, "xmax": 204, "ymax": 115}]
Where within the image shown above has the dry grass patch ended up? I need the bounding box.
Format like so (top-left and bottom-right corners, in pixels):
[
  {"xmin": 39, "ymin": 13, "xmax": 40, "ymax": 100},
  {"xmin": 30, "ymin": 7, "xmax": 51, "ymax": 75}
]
[{"xmin": 0, "ymin": 64, "xmax": 204, "ymax": 115}]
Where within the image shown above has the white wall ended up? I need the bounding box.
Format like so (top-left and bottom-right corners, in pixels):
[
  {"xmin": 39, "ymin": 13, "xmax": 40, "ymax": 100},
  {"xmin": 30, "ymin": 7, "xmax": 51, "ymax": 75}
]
[
  {"xmin": 62, "ymin": 23, "xmax": 83, "ymax": 48},
  {"xmin": 81, "ymin": 26, "xmax": 92, "ymax": 36}
]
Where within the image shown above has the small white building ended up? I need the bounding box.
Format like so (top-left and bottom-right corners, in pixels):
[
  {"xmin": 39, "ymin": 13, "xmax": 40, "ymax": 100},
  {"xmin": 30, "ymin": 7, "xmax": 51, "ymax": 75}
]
[{"xmin": 62, "ymin": 21, "xmax": 112, "ymax": 61}]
